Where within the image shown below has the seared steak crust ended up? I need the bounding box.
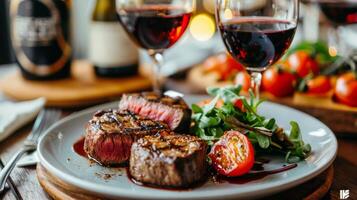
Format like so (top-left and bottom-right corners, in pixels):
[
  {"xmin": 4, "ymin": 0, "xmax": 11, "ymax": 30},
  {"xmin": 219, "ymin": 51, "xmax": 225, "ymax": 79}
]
[
  {"xmin": 118, "ymin": 92, "xmax": 192, "ymax": 132},
  {"xmin": 84, "ymin": 110, "xmax": 169, "ymax": 165},
  {"xmin": 129, "ymin": 134, "xmax": 207, "ymax": 187}
]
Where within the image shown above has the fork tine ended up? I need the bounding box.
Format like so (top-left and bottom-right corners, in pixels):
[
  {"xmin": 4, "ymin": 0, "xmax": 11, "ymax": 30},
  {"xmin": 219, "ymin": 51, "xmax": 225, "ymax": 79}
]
[
  {"xmin": 29, "ymin": 109, "xmax": 46, "ymax": 136},
  {"xmin": 27, "ymin": 109, "xmax": 61, "ymax": 141},
  {"xmin": 27, "ymin": 110, "xmax": 49, "ymax": 141},
  {"xmin": 39, "ymin": 109, "xmax": 61, "ymax": 132},
  {"xmin": 45, "ymin": 111, "xmax": 61, "ymax": 130},
  {"xmin": 34, "ymin": 110, "xmax": 60, "ymax": 138}
]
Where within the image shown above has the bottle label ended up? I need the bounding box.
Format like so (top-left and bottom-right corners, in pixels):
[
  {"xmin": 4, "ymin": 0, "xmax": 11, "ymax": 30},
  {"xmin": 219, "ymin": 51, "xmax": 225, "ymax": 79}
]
[
  {"xmin": 89, "ymin": 22, "xmax": 138, "ymax": 68},
  {"xmin": 10, "ymin": 0, "xmax": 71, "ymax": 76},
  {"xmin": 14, "ymin": 16, "xmax": 57, "ymax": 46}
]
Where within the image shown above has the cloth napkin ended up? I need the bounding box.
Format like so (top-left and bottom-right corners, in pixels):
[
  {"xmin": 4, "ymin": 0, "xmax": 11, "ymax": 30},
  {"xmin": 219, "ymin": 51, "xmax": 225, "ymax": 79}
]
[{"xmin": 0, "ymin": 98, "xmax": 46, "ymax": 142}]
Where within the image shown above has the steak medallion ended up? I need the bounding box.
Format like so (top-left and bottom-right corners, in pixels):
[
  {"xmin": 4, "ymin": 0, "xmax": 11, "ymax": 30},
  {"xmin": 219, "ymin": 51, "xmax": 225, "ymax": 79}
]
[{"xmin": 84, "ymin": 110, "xmax": 169, "ymax": 165}]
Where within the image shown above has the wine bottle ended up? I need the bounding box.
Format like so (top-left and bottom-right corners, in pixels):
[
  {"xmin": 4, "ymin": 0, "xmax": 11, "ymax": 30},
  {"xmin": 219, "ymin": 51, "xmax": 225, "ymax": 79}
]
[
  {"xmin": 9, "ymin": 0, "xmax": 72, "ymax": 80},
  {"xmin": 0, "ymin": 0, "xmax": 13, "ymax": 65},
  {"xmin": 89, "ymin": 0, "xmax": 138, "ymax": 77}
]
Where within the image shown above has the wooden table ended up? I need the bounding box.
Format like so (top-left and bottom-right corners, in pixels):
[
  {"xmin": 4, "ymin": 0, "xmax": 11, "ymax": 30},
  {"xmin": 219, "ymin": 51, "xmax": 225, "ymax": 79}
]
[{"xmin": 0, "ymin": 67, "xmax": 356, "ymax": 200}]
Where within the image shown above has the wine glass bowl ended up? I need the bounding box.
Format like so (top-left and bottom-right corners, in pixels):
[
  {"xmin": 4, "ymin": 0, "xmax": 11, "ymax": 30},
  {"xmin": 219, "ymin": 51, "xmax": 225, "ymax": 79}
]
[
  {"xmin": 117, "ymin": 6, "xmax": 192, "ymax": 50},
  {"xmin": 317, "ymin": 0, "xmax": 357, "ymax": 25},
  {"xmin": 314, "ymin": 0, "xmax": 357, "ymax": 61},
  {"xmin": 216, "ymin": 0, "xmax": 299, "ymax": 99},
  {"xmin": 116, "ymin": 0, "xmax": 194, "ymax": 94},
  {"xmin": 218, "ymin": 18, "xmax": 297, "ymax": 72}
]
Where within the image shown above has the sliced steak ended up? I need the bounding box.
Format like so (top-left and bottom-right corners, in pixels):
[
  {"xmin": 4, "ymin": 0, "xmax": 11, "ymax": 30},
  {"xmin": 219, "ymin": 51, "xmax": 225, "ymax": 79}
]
[
  {"xmin": 118, "ymin": 92, "xmax": 191, "ymax": 132},
  {"xmin": 84, "ymin": 110, "xmax": 169, "ymax": 166},
  {"xmin": 129, "ymin": 134, "xmax": 207, "ymax": 188}
]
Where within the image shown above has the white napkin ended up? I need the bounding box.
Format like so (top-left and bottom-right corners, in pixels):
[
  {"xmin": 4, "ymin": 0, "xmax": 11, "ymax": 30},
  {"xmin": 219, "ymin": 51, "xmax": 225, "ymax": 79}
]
[{"xmin": 0, "ymin": 98, "xmax": 46, "ymax": 142}]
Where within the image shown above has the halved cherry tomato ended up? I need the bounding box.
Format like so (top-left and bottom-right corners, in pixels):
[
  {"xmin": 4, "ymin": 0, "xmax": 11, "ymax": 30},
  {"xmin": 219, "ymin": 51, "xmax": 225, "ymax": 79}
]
[
  {"xmin": 287, "ymin": 51, "xmax": 319, "ymax": 78},
  {"xmin": 307, "ymin": 75, "xmax": 332, "ymax": 94},
  {"xmin": 209, "ymin": 131, "xmax": 254, "ymax": 177},
  {"xmin": 203, "ymin": 53, "xmax": 244, "ymax": 80},
  {"xmin": 262, "ymin": 67, "xmax": 297, "ymax": 97},
  {"xmin": 334, "ymin": 72, "xmax": 357, "ymax": 107},
  {"xmin": 234, "ymin": 71, "xmax": 251, "ymax": 92}
]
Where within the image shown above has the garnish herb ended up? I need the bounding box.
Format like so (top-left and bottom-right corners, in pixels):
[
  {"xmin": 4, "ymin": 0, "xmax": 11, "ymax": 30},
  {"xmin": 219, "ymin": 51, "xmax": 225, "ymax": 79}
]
[{"xmin": 191, "ymin": 85, "xmax": 311, "ymax": 163}]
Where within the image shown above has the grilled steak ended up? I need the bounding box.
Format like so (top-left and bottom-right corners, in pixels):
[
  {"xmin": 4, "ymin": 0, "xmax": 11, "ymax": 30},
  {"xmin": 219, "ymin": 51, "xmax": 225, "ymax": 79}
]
[
  {"xmin": 118, "ymin": 93, "xmax": 191, "ymax": 132},
  {"xmin": 84, "ymin": 110, "xmax": 169, "ymax": 165},
  {"xmin": 129, "ymin": 134, "xmax": 207, "ymax": 188}
]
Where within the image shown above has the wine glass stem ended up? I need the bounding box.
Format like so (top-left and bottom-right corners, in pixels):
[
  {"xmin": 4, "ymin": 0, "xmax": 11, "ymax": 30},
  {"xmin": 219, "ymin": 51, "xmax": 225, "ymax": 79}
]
[
  {"xmin": 250, "ymin": 71, "xmax": 262, "ymax": 101},
  {"xmin": 328, "ymin": 26, "xmax": 340, "ymax": 54},
  {"xmin": 148, "ymin": 50, "xmax": 164, "ymax": 95}
]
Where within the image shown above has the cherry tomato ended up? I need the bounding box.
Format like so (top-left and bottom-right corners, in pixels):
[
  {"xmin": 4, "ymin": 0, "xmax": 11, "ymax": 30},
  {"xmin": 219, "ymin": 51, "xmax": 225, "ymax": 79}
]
[
  {"xmin": 203, "ymin": 53, "xmax": 244, "ymax": 80},
  {"xmin": 208, "ymin": 131, "xmax": 254, "ymax": 177},
  {"xmin": 335, "ymin": 72, "xmax": 357, "ymax": 107},
  {"xmin": 202, "ymin": 56, "xmax": 219, "ymax": 72},
  {"xmin": 233, "ymin": 99, "xmax": 246, "ymax": 112},
  {"xmin": 226, "ymin": 54, "xmax": 244, "ymax": 72},
  {"xmin": 234, "ymin": 71, "xmax": 251, "ymax": 92},
  {"xmin": 287, "ymin": 51, "xmax": 319, "ymax": 78},
  {"xmin": 262, "ymin": 67, "xmax": 297, "ymax": 97},
  {"xmin": 307, "ymin": 75, "xmax": 332, "ymax": 94}
]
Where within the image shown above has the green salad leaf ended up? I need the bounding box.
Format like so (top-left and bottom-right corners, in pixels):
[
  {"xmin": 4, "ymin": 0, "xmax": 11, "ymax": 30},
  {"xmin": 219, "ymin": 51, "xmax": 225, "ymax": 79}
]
[{"xmin": 190, "ymin": 85, "xmax": 312, "ymax": 163}]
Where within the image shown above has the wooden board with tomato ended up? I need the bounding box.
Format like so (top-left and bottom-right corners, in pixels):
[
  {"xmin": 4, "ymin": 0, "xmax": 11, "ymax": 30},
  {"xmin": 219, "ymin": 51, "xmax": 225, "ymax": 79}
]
[{"xmin": 187, "ymin": 42, "xmax": 357, "ymax": 134}]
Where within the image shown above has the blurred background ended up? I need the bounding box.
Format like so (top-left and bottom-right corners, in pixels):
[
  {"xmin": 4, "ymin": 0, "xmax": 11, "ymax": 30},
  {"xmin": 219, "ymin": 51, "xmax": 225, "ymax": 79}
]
[
  {"xmin": 1, "ymin": 0, "xmax": 356, "ymax": 67},
  {"xmin": 0, "ymin": 0, "xmax": 356, "ymax": 132}
]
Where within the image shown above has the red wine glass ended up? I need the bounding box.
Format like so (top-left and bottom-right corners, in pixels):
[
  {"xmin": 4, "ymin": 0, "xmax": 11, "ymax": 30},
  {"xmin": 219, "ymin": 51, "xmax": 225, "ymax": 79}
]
[
  {"xmin": 216, "ymin": 0, "xmax": 299, "ymax": 100},
  {"xmin": 116, "ymin": 0, "xmax": 194, "ymax": 94},
  {"xmin": 318, "ymin": 0, "xmax": 357, "ymax": 56},
  {"xmin": 318, "ymin": 0, "xmax": 357, "ymax": 25}
]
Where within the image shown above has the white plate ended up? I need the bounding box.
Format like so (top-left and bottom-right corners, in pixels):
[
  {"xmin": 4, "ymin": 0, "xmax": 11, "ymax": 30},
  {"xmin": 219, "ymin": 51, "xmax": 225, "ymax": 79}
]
[{"xmin": 38, "ymin": 96, "xmax": 337, "ymax": 200}]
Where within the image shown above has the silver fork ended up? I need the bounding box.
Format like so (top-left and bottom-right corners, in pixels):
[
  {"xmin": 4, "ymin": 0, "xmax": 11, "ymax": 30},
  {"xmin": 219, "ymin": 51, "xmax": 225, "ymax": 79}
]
[{"xmin": 0, "ymin": 109, "xmax": 61, "ymax": 192}]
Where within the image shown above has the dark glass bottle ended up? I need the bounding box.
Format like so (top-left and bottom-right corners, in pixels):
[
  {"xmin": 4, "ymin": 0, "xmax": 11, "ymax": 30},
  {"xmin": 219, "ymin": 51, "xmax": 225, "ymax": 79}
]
[
  {"xmin": 9, "ymin": 0, "xmax": 72, "ymax": 80},
  {"xmin": 89, "ymin": 0, "xmax": 138, "ymax": 77},
  {"xmin": 0, "ymin": 1, "xmax": 13, "ymax": 65}
]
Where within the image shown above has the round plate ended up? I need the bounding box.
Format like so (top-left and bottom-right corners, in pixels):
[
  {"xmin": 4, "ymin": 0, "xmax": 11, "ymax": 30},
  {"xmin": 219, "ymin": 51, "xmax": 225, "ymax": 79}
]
[{"xmin": 38, "ymin": 95, "xmax": 337, "ymax": 199}]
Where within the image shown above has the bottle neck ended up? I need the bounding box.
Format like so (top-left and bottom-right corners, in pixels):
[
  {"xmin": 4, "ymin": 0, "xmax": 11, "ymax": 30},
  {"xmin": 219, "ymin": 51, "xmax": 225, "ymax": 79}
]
[{"xmin": 93, "ymin": 0, "xmax": 117, "ymax": 21}]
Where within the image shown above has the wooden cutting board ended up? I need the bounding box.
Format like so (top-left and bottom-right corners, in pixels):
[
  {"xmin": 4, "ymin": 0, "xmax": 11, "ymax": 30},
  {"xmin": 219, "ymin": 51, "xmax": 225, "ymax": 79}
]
[
  {"xmin": 36, "ymin": 164, "xmax": 334, "ymax": 200},
  {"xmin": 0, "ymin": 60, "xmax": 151, "ymax": 107}
]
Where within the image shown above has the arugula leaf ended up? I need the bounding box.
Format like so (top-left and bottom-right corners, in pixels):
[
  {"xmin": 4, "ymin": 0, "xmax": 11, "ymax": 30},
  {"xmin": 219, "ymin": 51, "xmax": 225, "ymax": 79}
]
[
  {"xmin": 265, "ymin": 119, "xmax": 276, "ymax": 130},
  {"xmin": 284, "ymin": 121, "xmax": 311, "ymax": 163},
  {"xmin": 255, "ymin": 132, "xmax": 270, "ymax": 149},
  {"xmin": 192, "ymin": 104, "xmax": 203, "ymax": 113},
  {"xmin": 208, "ymin": 127, "xmax": 224, "ymax": 138},
  {"xmin": 207, "ymin": 86, "xmax": 242, "ymax": 103},
  {"xmin": 289, "ymin": 121, "xmax": 302, "ymax": 141},
  {"xmin": 221, "ymin": 102, "xmax": 235, "ymax": 114},
  {"xmin": 203, "ymin": 95, "xmax": 220, "ymax": 114},
  {"xmin": 207, "ymin": 87, "xmax": 220, "ymax": 96},
  {"xmin": 199, "ymin": 116, "xmax": 221, "ymax": 128},
  {"xmin": 285, "ymin": 152, "xmax": 301, "ymax": 163}
]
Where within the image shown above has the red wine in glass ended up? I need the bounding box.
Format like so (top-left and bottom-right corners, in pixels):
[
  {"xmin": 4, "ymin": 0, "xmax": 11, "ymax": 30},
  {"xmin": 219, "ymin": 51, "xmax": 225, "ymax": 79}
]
[
  {"xmin": 219, "ymin": 18, "xmax": 297, "ymax": 71},
  {"xmin": 118, "ymin": 6, "xmax": 192, "ymax": 50},
  {"xmin": 319, "ymin": 2, "xmax": 357, "ymax": 25}
]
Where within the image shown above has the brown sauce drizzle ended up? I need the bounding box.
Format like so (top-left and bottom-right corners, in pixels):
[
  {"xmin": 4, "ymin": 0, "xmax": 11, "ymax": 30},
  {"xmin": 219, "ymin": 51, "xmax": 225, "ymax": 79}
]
[
  {"xmin": 73, "ymin": 137, "xmax": 87, "ymax": 158},
  {"xmin": 215, "ymin": 163, "xmax": 298, "ymax": 184}
]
